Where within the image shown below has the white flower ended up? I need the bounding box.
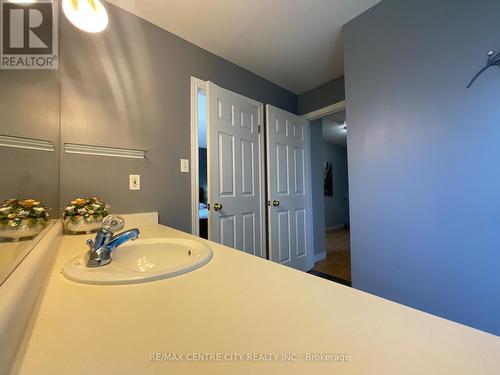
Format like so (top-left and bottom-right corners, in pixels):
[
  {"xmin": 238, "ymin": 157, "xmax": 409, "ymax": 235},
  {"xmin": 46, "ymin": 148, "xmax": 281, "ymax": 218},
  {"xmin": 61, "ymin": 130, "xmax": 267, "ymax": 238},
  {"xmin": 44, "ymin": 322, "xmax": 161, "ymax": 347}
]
[
  {"xmin": 34, "ymin": 207, "xmax": 45, "ymax": 214},
  {"xmin": 77, "ymin": 208, "xmax": 87, "ymax": 215},
  {"xmin": 0, "ymin": 206, "xmax": 12, "ymax": 214},
  {"xmin": 17, "ymin": 210, "xmax": 30, "ymax": 218},
  {"xmin": 65, "ymin": 205, "xmax": 76, "ymax": 212},
  {"xmin": 91, "ymin": 203, "xmax": 101, "ymax": 210}
]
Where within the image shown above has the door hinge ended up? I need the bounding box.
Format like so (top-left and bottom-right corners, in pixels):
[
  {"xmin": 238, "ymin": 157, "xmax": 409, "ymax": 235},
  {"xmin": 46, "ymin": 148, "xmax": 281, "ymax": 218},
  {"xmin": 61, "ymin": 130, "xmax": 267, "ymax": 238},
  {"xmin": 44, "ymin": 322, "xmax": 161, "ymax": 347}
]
[
  {"xmin": 258, "ymin": 125, "xmax": 261, "ymax": 133},
  {"xmin": 207, "ymin": 203, "xmax": 210, "ymax": 211}
]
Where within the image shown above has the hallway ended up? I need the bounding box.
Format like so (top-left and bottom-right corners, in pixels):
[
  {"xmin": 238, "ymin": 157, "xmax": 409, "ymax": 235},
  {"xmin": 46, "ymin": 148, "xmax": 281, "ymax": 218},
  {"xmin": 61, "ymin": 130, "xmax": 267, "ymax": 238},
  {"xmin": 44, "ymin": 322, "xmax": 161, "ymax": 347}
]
[{"xmin": 313, "ymin": 228, "xmax": 351, "ymax": 282}]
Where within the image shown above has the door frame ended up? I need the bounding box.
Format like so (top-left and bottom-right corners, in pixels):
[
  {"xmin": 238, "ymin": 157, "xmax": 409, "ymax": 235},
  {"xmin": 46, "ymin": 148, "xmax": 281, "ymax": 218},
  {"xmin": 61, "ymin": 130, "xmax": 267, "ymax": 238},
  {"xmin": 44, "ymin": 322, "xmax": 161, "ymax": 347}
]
[
  {"xmin": 304, "ymin": 100, "xmax": 346, "ymax": 121},
  {"xmin": 303, "ymin": 99, "xmax": 347, "ymax": 264},
  {"xmin": 190, "ymin": 76, "xmax": 207, "ymax": 236}
]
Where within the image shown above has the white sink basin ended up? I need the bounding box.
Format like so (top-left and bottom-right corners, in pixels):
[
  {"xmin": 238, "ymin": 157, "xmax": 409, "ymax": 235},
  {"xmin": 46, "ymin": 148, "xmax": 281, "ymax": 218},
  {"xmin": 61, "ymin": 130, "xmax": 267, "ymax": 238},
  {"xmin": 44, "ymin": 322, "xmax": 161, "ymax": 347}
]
[{"xmin": 62, "ymin": 238, "xmax": 213, "ymax": 285}]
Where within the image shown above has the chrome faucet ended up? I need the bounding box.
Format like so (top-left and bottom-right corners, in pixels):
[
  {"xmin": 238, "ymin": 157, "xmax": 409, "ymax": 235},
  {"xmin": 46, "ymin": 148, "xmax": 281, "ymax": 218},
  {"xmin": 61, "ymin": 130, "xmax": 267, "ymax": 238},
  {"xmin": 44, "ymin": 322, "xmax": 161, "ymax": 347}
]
[{"xmin": 85, "ymin": 215, "xmax": 140, "ymax": 267}]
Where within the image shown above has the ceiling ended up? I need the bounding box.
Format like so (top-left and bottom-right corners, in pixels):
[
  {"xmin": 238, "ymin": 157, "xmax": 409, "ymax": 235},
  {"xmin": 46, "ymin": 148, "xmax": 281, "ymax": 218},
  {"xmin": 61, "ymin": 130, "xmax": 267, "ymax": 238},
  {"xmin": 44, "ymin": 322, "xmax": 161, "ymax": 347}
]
[
  {"xmin": 322, "ymin": 110, "xmax": 347, "ymax": 147},
  {"xmin": 106, "ymin": 0, "xmax": 381, "ymax": 94}
]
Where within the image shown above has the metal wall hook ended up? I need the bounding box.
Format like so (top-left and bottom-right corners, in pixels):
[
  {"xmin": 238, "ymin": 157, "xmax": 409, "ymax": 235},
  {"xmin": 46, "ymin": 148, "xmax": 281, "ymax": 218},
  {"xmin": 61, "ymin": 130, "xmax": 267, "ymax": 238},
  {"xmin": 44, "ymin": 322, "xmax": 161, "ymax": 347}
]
[{"xmin": 467, "ymin": 49, "xmax": 500, "ymax": 88}]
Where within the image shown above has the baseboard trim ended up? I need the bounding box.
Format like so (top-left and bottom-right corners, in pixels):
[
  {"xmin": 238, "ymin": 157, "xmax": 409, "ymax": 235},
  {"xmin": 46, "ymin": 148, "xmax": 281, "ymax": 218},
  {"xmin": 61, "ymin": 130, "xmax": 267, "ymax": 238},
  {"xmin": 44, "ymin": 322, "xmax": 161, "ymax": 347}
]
[{"xmin": 314, "ymin": 251, "xmax": 327, "ymax": 263}]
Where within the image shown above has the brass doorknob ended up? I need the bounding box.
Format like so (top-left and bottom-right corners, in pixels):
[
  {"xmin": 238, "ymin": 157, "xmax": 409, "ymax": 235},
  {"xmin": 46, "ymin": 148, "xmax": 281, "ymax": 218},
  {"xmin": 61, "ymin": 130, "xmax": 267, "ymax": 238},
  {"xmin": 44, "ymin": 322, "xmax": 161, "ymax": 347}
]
[
  {"xmin": 272, "ymin": 200, "xmax": 280, "ymax": 207},
  {"xmin": 213, "ymin": 203, "xmax": 223, "ymax": 211}
]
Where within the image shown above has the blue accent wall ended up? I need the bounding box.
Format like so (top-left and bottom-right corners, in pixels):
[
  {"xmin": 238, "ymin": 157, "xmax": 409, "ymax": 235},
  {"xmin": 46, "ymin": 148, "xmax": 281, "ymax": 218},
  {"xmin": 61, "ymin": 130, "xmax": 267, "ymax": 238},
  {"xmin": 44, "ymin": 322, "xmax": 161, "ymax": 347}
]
[
  {"xmin": 297, "ymin": 76, "xmax": 345, "ymax": 115},
  {"xmin": 344, "ymin": 0, "xmax": 500, "ymax": 335}
]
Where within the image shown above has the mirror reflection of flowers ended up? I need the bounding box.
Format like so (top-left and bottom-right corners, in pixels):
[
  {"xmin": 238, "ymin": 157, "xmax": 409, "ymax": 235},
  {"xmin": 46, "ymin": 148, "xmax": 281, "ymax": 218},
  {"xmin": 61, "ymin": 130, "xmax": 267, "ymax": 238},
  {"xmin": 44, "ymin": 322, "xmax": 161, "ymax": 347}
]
[
  {"xmin": 0, "ymin": 198, "xmax": 50, "ymax": 228},
  {"xmin": 63, "ymin": 197, "xmax": 109, "ymax": 222}
]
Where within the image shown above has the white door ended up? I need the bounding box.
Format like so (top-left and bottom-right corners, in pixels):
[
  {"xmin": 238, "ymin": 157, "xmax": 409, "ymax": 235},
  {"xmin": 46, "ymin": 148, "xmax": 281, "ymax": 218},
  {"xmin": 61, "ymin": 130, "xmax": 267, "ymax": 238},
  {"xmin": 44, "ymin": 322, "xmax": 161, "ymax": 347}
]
[
  {"xmin": 266, "ymin": 105, "xmax": 314, "ymax": 271},
  {"xmin": 207, "ymin": 82, "xmax": 265, "ymax": 258}
]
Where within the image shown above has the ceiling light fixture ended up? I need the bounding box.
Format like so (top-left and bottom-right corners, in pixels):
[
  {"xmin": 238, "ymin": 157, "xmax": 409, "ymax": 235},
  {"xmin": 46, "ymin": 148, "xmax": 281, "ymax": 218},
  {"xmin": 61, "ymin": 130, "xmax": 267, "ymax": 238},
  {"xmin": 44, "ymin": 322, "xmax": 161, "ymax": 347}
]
[{"xmin": 62, "ymin": 0, "xmax": 108, "ymax": 33}]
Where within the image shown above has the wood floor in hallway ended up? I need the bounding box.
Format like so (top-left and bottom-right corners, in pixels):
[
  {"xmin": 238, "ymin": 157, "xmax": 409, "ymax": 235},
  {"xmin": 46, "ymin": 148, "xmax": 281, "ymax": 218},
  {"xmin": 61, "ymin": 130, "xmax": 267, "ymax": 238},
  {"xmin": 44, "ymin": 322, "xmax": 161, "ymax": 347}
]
[{"xmin": 313, "ymin": 228, "xmax": 351, "ymax": 281}]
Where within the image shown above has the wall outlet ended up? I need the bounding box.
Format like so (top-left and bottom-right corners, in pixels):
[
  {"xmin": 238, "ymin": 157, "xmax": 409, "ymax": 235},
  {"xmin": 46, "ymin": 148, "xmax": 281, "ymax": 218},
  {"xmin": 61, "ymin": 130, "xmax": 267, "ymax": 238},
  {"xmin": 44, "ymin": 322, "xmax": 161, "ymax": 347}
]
[
  {"xmin": 129, "ymin": 175, "xmax": 140, "ymax": 190},
  {"xmin": 180, "ymin": 159, "xmax": 189, "ymax": 173}
]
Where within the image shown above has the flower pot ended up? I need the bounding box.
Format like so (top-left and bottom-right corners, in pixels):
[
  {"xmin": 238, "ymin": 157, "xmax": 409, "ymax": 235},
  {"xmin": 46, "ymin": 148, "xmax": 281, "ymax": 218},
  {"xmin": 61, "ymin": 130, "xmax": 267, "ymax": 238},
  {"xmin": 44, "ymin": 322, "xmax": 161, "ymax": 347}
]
[
  {"xmin": 0, "ymin": 219, "xmax": 48, "ymax": 241},
  {"xmin": 64, "ymin": 215, "xmax": 103, "ymax": 234}
]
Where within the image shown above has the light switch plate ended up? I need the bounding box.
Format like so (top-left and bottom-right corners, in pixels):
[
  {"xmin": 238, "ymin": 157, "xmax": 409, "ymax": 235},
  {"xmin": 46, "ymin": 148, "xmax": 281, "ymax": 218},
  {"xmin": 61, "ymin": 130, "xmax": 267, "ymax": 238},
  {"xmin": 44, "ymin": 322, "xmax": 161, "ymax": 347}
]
[
  {"xmin": 180, "ymin": 159, "xmax": 189, "ymax": 173},
  {"xmin": 129, "ymin": 175, "xmax": 140, "ymax": 190}
]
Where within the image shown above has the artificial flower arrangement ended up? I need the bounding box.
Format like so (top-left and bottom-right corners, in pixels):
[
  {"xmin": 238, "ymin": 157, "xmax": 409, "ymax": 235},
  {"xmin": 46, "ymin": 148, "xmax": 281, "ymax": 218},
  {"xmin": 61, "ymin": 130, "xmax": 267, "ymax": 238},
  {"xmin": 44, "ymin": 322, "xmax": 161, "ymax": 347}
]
[
  {"xmin": 63, "ymin": 197, "xmax": 109, "ymax": 234},
  {"xmin": 0, "ymin": 199, "xmax": 50, "ymax": 241}
]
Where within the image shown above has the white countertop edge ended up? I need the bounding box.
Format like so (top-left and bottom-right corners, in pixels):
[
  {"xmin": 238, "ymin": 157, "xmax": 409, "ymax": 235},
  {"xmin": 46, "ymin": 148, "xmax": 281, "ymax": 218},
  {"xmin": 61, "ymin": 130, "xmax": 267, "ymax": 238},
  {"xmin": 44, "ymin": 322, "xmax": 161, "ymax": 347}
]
[{"xmin": 0, "ymin": 222, "xmax": 62, "ymax": 375}]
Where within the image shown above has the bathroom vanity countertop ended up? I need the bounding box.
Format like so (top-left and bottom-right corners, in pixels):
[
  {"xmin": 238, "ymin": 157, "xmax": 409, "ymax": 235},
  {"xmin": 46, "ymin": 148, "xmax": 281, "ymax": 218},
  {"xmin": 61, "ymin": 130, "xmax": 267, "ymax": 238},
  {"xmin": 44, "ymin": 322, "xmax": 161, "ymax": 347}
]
[
  {"xmin": 16, "ymin": 224, "xmax": 500, "ymax": 374},
  {"xmin": 0, "ymin": 241, "xmax": 26, "ymax": 274}
]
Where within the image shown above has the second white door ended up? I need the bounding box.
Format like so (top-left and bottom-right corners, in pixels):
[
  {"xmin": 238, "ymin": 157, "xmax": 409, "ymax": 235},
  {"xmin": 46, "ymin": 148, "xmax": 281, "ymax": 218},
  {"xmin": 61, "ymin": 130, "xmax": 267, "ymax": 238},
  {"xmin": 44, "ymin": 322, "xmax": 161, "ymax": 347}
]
[{"xmin": 266, "ymin": 105, "xmax": 314, "ymax": 271}]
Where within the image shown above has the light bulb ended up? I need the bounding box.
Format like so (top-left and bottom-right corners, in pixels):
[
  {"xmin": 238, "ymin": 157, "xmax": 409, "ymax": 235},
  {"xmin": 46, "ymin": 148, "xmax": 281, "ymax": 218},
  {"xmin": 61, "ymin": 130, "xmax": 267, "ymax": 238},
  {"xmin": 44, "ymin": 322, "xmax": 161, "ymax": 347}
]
[{"xmin": 63, "ymin": 0, "xmax": 108, "ymax": 33}]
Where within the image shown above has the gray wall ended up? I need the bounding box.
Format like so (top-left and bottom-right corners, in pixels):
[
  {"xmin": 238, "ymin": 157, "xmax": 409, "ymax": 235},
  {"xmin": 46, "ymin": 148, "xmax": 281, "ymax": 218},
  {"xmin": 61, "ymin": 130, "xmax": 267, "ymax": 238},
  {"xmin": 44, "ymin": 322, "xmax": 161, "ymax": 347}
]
[
  {"xmin": 2, "ymin": 2, "xmax": 297, "ymax": 231},
  {"xmin": 323, "ymin": 141, "xmax": 348, "ymax": 230},
  {"xmin": 310, "ymin": 120, "xmax": 326, "ymax": 256},
  {"xmin": 0, "ymin": 70, "xmax": 61, "ymax": 214},
  {"xmin": 297, "ymin": 76, "xmax": 345, "ymax": 115},
  {"xmin": 58, "ymin": 2, "xmax": 297, "ymax": 232},
  {"xmin": 344, "ymin": 0, "xmax": 500, "ymax": 335}
]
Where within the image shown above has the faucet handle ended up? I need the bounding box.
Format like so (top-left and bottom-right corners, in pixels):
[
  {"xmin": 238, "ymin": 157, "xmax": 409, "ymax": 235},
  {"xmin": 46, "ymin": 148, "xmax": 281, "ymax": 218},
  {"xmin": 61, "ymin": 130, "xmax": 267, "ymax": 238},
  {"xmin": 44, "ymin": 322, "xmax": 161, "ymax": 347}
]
[
  {"xmin": 102, "ymin": 215, "xmax": 125, "ymax": 233},
  {"xmin": 86, "ymin": 239, "xmax": 95, "ymax": 251}
]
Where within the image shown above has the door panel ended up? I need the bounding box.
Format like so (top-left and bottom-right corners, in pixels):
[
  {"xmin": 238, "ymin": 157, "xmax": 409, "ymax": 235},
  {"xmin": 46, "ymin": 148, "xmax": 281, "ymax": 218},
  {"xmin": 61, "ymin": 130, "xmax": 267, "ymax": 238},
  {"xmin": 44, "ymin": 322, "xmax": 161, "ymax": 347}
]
[
  {"xmin": 294, "ymin": 147, "xmax": 305, "ymax": 194},
  {"xmin": 266, "ymin": 105, "xmax": 314, "ymax": 271},
  {"xmin": 218, "ymin": 132, "xmax": 235, "ymax": 196},
  {"xmin": 242, "ymin": 212, "xmax": 256, "ymax": 254},
  {"xmin": 276, "ymin": 143, "xmax": 289, "ymax": 194},
  {"xmin": 277, "ymin": 210, "xmax": 291, "ymax": 263},
  {"xmin": 241, "ymin": 139, "xmax": 254, "ymax": 196},
  {"xmin": 219, "ymin": 215, "xmax": 236, "ymax": 248},
  {"xmin": 295, "ymin": 209, "xmax": 306, "ymax": 257},
  {"xmin": 207, "ymin": 82, "xmax": 265, "ymax": 258}
]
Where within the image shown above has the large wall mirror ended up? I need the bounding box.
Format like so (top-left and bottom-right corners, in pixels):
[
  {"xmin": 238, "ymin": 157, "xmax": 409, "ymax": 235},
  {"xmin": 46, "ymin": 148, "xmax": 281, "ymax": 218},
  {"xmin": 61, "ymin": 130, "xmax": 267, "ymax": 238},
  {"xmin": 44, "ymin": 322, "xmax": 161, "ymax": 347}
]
[
  {"xmin": 0, "ymin": 69, "xmax": 60, "ymax": 285},
  {"xmin": 0, "ymin": 7, "xmax": 153, "ymax": 284}
]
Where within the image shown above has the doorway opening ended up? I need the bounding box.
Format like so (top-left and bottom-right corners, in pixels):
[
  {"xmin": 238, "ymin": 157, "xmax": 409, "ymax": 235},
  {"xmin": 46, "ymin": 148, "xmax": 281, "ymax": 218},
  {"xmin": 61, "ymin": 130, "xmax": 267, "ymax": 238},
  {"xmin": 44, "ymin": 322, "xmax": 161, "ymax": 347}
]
[
  {"xmin": 308, "ymin": 106, "xmax": 351, "ymax": 284},
  {"xmin": 190, "ymin": 78, "xmax": 208, "ymax": 239},
  {"xmin": 197, "ymin": 89, "xmax": 208, "ymax": 239}
]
